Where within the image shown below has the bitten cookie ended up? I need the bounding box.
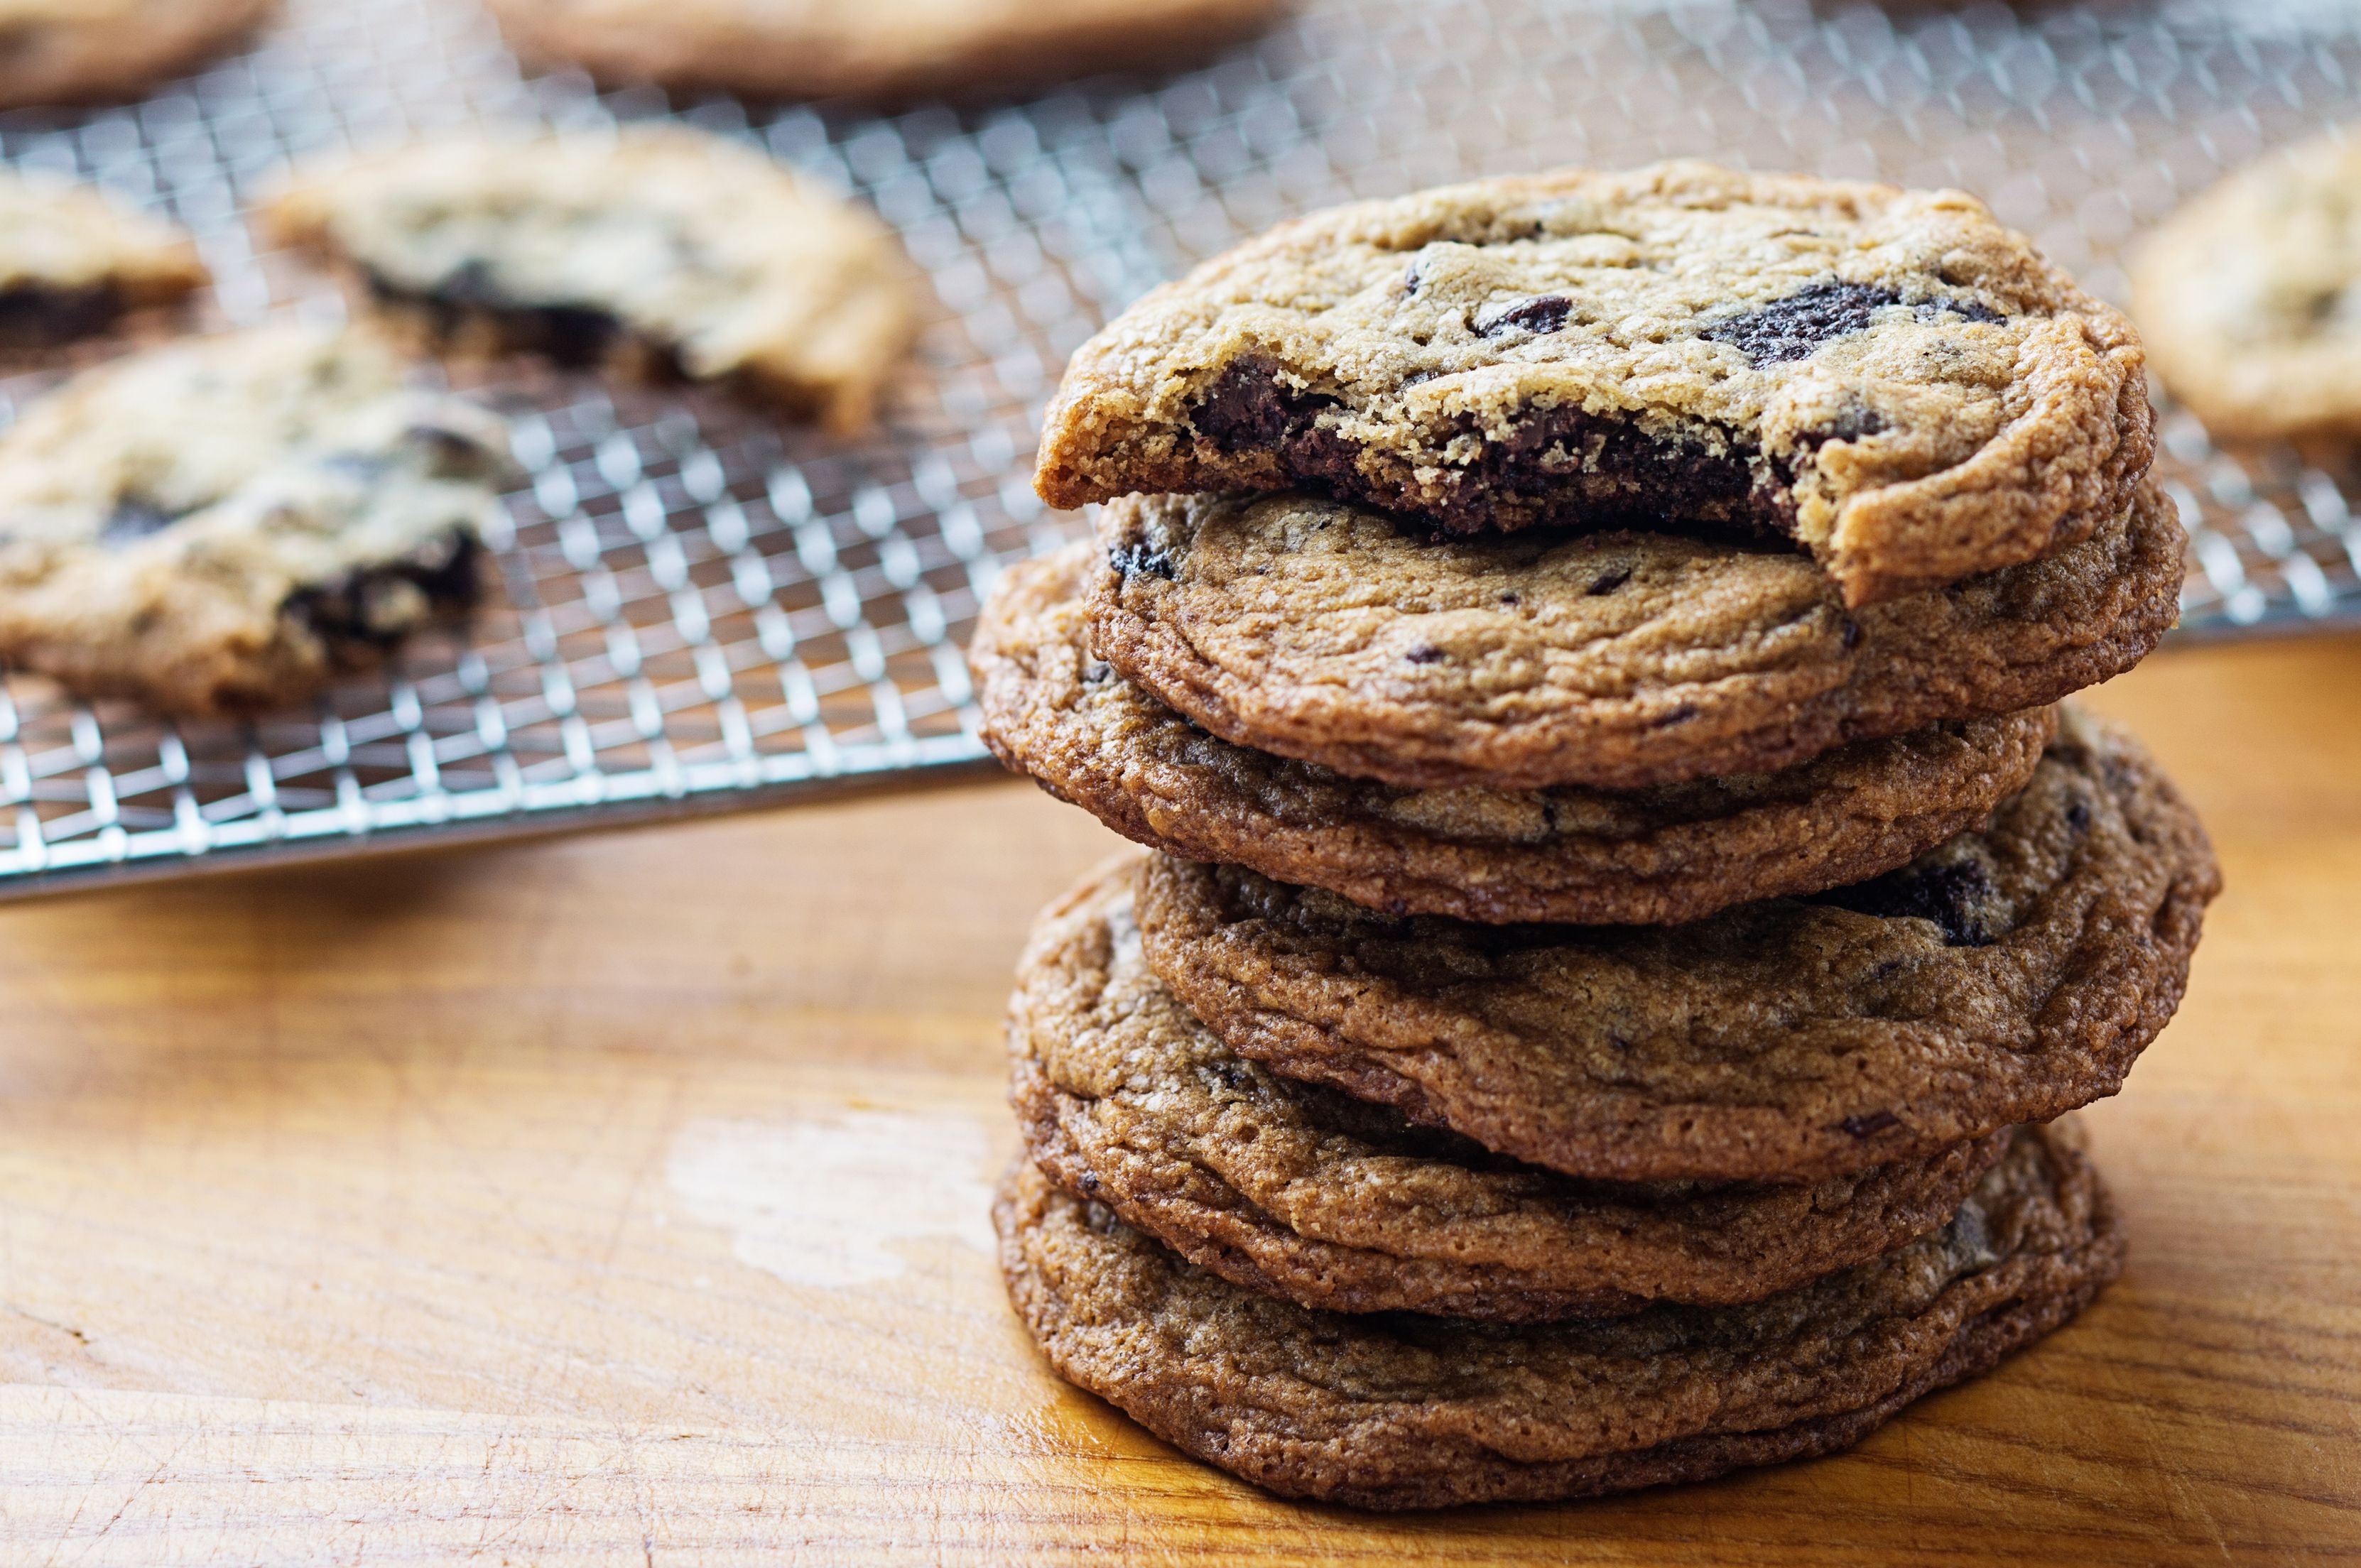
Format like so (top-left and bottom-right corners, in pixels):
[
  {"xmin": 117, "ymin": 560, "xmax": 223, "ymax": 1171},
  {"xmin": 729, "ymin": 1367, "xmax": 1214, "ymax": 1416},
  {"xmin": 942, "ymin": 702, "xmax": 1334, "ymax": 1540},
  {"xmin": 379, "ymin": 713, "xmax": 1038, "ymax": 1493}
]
[
  {"xmin": 999, "ymin": 1119, "xmax": 2122, "ymax": 1509},
  {"xmin": 0, "ymin": 327, "xmax": 512, "ymax": 714},
  {"xmin": 976, "ymin": 541, "xmax": 2059, "ymax": 924},
  {"xmin": 1011, "ymin": 856, "xmax": 2014, "ymax": 1322},
  {"xmin": 266, "ymin": 127, "xmax": 919, "ymax": 431},
  {"xmin": 1134, "ymin": 712, "xmax": 2220, "ymax": 1185},
  {"xmin": 2134, "ymin": 131, "xmax": 2361, "ymax": 440},
  {"xmin": 1090, "ymin": 482, "xmax": 2182, "ymax": 792},
  {"xmin": 0, "ymin": 170, "xmax": 209, "ymax": 347},
  {"xmin": 0, "ymin": 0, "xmax": 276, "ymax": 107},
  {"xmin": 1038, "ymin": 162, "xmax": 2153, "ymax": 606},
  {"xmin": 483, "ymin": 0, "xmax": 1291, "ymax": 103}
]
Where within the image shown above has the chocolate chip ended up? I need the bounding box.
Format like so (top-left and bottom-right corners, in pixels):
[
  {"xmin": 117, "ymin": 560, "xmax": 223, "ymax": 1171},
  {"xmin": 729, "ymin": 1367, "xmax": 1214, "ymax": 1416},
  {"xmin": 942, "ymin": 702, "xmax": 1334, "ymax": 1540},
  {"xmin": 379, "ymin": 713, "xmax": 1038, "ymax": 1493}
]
[
  {"xmin": 0, "ymin": 283, "xmax": 124, "ymax": 348},
  {"xmin": 1703, "ymin": 280, "xmax": 1904, "ymax": 364},
  {"xmin": 1924, "ymin": 297, "xmax": 2005, "ymax": 326},
  {"xmin": 1841, "ymin": 619, "xmax": 1864, "ymax": 650},
  {"xmin": 1586, "ymin": 565, "xmax": 1632, "ymax": 596},
  {"xmin": 1077, "ymin": 1170, "xmax": 1101, "ymax": 1195},
  {"xmin": 99, "ymin": 499, "xmax": 185, "ymax": 547},
  {"xmin": 1081, "ymin": 660, "xmax": 1114, "ymax": 684},
  {"xmin": 1498, "ymin": 592, "xmax": 1520, "ymax": 606},
  {"xmin": 1403, "ymin": 644, "xmax": 1445, "ymax": 664},
  {"xmin": 369, "ymin": 261, "xmax": 626, "ymax": 371},
  {"xmin": 2065, "ymin": 799, "xmax": 2092, "ymax": 833},
  {"xmin": 1107, "ymin": 542, "xmax": 1176, "ymax": 579},
  {"xmin": 1801, "ymin": 406, "xmax": 1889, "ymax": 447},
  {"xmin": 280, "ymin": 526, "xmax": 482, "ymax": 651},
  {"xmin": 1192, "ymin": 359, "xmax": 1341, "ymax": 454},
  {"xmin": 1840, "ymin": 1111, "xmax": 1902, "ymax": 1138},
  {"xmin": 1654, "ymin": 703, "xmax": 1700, "ymax": 726},
  {"xmin": 1474, "ymin": 294, "xmax": 1573, "ymax": 338},
  {"xmin": 1812, "ymin": 859, "xmax": 1998, "ymax": 947}
]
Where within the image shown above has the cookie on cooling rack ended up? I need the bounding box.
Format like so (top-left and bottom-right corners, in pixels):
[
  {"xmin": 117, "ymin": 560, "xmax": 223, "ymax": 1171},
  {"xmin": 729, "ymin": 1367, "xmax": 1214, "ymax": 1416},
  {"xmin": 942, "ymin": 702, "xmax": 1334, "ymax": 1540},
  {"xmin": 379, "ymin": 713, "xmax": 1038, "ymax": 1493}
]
[
  {"xmin": 2134, "ymin": 130, "xmax": 2361, "ymax": 441},
  {"xmin": 0, "ymin": 0, "xmax": 278, "ymax": 107},
  {"xmin": 1038, "ymin": 160, "xmax": 2154, "ymax": 607},
  {"xmin": 0, "ymin": 325, "xmax": 513, "ymax": 715},
  {"xmin": 1131, "ymin": 710, "xmax": 2220, "ymax": 1185},
  {"xmin": 999, "ymin": 1120, "xmax": 2122, "ymax": 1509},
  {"xmin": 265, "ymin": 126, "xmax": 921, "ymax": 432},
  {"xmin": 482, "ymin": 0, "xmax": 1291, "ymax": 103},
  {"xmin": 0, "ymin": 170, "xmax": 209, "ymax": 347}
]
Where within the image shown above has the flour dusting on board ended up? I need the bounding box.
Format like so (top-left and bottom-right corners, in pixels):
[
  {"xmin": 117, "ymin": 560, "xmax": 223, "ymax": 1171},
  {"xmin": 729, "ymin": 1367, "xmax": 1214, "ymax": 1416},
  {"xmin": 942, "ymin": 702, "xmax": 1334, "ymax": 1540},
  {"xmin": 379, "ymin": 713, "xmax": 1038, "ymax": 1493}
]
[{"xmin": 668, "ymin": 1111, "xmax": 996, "ymax": 1288}]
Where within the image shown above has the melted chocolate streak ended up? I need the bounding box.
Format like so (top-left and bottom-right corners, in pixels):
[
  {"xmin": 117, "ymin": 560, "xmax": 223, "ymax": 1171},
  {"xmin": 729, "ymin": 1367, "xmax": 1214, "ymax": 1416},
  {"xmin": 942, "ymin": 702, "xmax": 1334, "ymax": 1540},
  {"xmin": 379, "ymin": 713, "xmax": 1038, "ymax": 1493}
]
[{"xmin": 1187, "ymin": 280, "xmax": 2004, "ymax": 538}]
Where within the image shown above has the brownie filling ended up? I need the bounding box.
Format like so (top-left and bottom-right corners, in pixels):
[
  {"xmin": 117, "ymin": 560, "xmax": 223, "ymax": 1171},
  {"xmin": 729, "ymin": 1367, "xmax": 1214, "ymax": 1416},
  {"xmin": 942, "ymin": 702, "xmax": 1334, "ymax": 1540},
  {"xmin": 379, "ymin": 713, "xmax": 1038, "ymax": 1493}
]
[
  {"xmin": 0, "ymin": 284, "xmax": 124, "ymax": 349},
  {"xmin": 1183, "ymin": 280, "xmax": 2009, "ymax": 540},
  {"xmin": 281, "ymin": 526, "xmax": 483, "ymax": 653},
  {"xmin": 366, "ymin": 263, "xmax": 648, "ymax": 373}
]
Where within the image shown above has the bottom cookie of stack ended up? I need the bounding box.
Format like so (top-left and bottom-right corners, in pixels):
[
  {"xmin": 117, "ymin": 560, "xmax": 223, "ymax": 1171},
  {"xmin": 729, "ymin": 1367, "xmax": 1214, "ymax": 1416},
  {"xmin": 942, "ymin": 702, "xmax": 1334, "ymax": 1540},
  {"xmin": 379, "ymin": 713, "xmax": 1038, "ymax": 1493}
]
[{"xmin": 997, "ymin": 1122, "xmax": 2122, "ymax": 1510}]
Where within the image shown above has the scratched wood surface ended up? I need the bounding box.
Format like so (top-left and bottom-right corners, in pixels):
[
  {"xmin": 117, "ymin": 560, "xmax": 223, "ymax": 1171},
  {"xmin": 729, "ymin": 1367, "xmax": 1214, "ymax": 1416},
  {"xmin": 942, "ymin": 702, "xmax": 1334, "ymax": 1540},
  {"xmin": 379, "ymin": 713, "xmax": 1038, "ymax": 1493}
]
[{"xmin": 0, "ymin": 633, "xmax": 2355, "ymax": 1566}]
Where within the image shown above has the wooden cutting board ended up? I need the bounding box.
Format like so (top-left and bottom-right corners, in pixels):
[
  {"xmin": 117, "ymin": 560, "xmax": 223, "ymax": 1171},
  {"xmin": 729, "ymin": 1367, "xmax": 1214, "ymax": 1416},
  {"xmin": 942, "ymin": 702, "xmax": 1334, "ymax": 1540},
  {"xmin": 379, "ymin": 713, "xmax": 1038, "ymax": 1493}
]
[{"xmin": 0, "ymin": 633, "xmax": 2355, "ymax": 1566}]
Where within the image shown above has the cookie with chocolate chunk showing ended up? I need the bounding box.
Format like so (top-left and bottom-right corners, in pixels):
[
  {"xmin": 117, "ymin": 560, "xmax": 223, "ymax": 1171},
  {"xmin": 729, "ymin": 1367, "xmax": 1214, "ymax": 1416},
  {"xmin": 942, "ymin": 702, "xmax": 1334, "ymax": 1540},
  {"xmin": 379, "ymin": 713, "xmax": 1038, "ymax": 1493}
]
[
  {"xmin": 1132, "ymin": 711, "xmax": 2220, "ymax": 1185},
  {"xmin": 484, "ymin": 0, "xmax": 1291, "ymax": 104},
  {"xmin": 0, "ymin": 170, "xmax": 209, "ymax": 348},
  {"xmin": 1011, "ymin": 854, "xmax": 2015, "ymax": 1322},
  {"xmin": 999, "ymin": 1119, "xmax": 2123, "ymax": 1509},
  {"xmin": 0, "ymin": 327, "xmax": 512, "ymax": 714},
  {"xmin": 0, "ymin": 0, "xmax": 276, "ymax": 107},
  {"xmin": 266, "ymin": 128, "xmax": 920, "ymax": 432},
  {"xmin": 1038, "ymin": 162, "xmax": 2152, "ymax": 606},
  {"xmin": 1090, "ymin": 483, "xmax": 2181, "ymax": 793},
  {"xmin": 975, "ymin": 540, "xmax": 2061, "ymax": 925}
]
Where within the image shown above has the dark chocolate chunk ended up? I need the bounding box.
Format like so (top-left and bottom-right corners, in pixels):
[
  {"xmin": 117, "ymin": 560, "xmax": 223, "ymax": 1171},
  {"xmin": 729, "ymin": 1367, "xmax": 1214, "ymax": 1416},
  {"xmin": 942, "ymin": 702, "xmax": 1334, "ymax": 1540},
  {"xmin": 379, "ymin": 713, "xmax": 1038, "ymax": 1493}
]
[
  {"xmin": 0, "ymin": 284, "xmax": 124, "ymax": 349},
  {"xmin": 1474, "ymin": 294, "xmax": 1574, "ymax": 338},
  {"xmin": 1403, "ymin": 644, "xmax": 1445, "ymax": 665},
  {"xmin": 1811, "ymin": 859, "xmax": 1999, "ymax": 947},
  {"xmin": 1703, "ymin": 280, "xmax": 1904, "ymax": 365},
  {"xmin": 1586, "ymin": 565, "xmax": 1633, "ymax": 596},
  {"xmin": 280, "ymin": 526, "xmax": 482, "ymax": 653},
  {"xmin": 1109, "ymin": 542, "xmax": 1176, "ymax": 580},
  {"xmin": 98, "ymin": 499, "xmax": 186, "ymax": 547},
  {"xmin": 1840, "ymin": 1111, "xmax": 1903, "ymax": 1139},
  {"xmin": 1192, "ymin": 359, "xmax": 1342, "ymax": 454}
]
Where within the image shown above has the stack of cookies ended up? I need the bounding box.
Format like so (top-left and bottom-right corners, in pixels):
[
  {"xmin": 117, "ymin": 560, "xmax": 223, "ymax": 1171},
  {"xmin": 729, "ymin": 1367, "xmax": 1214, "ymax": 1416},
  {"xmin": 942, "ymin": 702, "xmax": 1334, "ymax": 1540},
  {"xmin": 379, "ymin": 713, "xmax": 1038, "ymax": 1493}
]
[{"xmin": 972, "ymin": 163, "xmax": 2222, "ymax": 1510}]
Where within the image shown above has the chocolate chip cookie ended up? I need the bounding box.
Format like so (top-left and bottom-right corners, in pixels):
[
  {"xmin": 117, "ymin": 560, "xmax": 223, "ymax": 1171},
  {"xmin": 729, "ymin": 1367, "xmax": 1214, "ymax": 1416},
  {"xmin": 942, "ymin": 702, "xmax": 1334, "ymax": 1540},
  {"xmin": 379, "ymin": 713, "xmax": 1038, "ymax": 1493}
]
[
  {"xmin": 2133, "ymin": 131, "xmax": 2361, "ymax": 440},
  {"xmin": 266, "ymin": 127, "xmax": 919, "ymax": 432},
  {"xmin": 0, "ymin": 327, "xmax": 511, "ymax": 714},
  {"xmin": 999, "ymin": 1118, "xmax": 2122, "ymax": 1509},
  {"xmin": 978, "ymin": 541, "xmax": 2060, "ymax": 924},
  {"xmin": 484, "ymin": 0, "xmax": 1291, "ymax": 104},
  {"xmin": 1038, "ymin": 162, "xmax": 2152, "ymax": 607},
  {"xmin": 0, "ymin": 0, "xmax": 276, "ymax": 107},
  {"xmin": 0, "ymin": 170, "xmax": 209, "ymax": 348},
  {"xmin": 1090, "ymin": 481, "xmax": 2181, "ymax": 793},
  {"xmin": 1134, "ymin": 711, "xmax": 2219, "ymax": 1185},
  {"xmin": 1013, "ymin": 856, "xmax": 2014, "ymax": 1322}
]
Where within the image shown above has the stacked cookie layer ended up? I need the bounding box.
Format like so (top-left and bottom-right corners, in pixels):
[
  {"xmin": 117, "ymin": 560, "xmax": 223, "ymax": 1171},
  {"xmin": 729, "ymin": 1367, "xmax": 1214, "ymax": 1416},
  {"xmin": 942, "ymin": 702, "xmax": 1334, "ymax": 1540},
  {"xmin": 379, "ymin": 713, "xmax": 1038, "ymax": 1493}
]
[{"xmin": 976, "ymin": 162, "xmax": 2220, "ymax": 1510}]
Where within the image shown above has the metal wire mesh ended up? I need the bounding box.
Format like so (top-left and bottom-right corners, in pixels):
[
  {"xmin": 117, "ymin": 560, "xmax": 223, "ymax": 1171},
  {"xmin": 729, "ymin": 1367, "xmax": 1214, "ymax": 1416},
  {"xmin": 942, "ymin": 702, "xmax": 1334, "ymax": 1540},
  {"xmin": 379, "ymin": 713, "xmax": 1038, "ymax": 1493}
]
[{"xmin": 0, "ymin": 0, "xmax": 2353, "ymax": 895}]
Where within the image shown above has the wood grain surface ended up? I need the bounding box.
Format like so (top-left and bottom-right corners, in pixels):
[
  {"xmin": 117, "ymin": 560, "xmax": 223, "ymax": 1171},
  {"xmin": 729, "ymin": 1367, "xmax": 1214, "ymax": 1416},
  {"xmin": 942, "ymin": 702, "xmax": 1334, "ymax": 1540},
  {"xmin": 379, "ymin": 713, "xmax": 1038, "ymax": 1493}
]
[{"xmin": 0, "ymin": 633, "xmax": 2355, "ymax": 1566}]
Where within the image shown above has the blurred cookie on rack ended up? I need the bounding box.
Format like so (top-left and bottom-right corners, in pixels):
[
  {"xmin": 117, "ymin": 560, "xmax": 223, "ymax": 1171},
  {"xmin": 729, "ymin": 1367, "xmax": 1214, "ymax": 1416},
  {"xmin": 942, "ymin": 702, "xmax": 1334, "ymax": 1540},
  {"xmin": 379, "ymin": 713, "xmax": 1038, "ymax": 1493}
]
[
  {"xmin": 482, "ymin": 0, "xmax": 1291, "ymax": 104},
  {"xmin": 0, "ymin": 0, "xmax": 278, "ymax": 107},
  {"xmin": 0, "ymin": 170, "xmax": 209, "ymax": 348},
  {"xmin": 0, "ymin": 326, "xmax": 512, "ymax": 714},
  {"xmin": 265, "ymin": 126, "xmax": 920, "ymax": 432},
  {"xmin": 2135, "ymin": 129, "xmax": 2361, "ymax": 440}
]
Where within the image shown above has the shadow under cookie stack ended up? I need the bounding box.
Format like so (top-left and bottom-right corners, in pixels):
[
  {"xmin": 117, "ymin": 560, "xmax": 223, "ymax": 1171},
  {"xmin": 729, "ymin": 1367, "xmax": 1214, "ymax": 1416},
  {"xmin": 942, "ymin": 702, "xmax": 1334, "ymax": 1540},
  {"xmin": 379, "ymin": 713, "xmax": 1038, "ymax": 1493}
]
[{"xmin": 971, "ymin": 162, "xmax": 2222, "ymax": 1510}]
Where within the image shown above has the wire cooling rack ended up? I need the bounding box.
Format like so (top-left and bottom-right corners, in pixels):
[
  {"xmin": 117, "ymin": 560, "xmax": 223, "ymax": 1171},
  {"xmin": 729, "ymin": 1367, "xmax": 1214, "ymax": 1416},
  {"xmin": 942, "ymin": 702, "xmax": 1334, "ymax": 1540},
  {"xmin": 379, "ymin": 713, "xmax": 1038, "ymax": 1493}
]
[{"xmin": 0, "ymin": 0, "xmax": 2356, "ymax": 895}]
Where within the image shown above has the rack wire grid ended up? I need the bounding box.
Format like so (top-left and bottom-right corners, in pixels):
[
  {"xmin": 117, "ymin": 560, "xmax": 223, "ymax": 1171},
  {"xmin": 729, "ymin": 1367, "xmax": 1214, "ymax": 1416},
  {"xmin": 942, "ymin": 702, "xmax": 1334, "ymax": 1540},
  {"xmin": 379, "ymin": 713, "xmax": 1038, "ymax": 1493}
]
[{"xmin": 0, "ymin": 0, "xmax": 2355, "ymax": 895}]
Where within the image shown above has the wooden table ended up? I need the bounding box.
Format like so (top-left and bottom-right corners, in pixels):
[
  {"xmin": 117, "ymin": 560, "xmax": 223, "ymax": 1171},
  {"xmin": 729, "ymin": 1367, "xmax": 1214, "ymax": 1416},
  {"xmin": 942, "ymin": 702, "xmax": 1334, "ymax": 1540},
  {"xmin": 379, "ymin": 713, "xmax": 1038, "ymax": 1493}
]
[{"xmin": 0, "ymin": 633, "xmax": 2355, "ymax": 1567}]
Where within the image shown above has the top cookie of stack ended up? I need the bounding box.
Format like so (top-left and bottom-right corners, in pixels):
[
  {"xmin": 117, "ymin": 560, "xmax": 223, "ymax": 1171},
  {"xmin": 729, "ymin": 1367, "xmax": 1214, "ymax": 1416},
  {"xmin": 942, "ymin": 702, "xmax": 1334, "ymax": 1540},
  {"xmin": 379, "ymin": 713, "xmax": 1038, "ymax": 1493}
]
[{"xmin": 984, "ymin": 161, "xmax": 2179, "ymax": 925}]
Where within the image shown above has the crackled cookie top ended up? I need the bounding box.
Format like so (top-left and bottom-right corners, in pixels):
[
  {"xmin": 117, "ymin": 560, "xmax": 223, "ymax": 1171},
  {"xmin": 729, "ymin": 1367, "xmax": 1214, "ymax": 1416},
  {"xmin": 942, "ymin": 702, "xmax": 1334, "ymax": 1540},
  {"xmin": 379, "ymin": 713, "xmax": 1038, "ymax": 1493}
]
[
  {"xmin": 0, "ymin": 170, "xmax": 209, "ymax": 344},
  {"xmin": 1011, "ymin": 858, "xmax": 2013, "ymax": 1321},
  {"xmin": 2134, "ymin": 131, "xmax": 2361, "ymax": 440},
  {"xmin": 1039, "ymin": 162, "xmax": 2151, "ymax": 606},
  {"xmin": 486, "ymin": 0, "xmax": 1291, "ymax": 102},
  {"xmin": 977, "ymin": 541, "xmax": 2058, "ymax": 924},
  {"xmin": 999, "ymin": 1120, "xmax": 2120, "ymax": 1510},
  {"xmin": 267, "ymin": 127, "xmax": 918, "ymax": 431},
  {"xmin": 0, "ymin": 0, "xmax": 276, "ymax": 107},
  {"xmin": 1090, "ymin": 484, "xmax": 2181, "ymax": 791},
  {"xmin": 1134, "ymin": 712, "xmax": 2219, "ymax": 1185},
  {"xmin": 0, "ymin": 326, "xmax": 512, "ymax": 714}
]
